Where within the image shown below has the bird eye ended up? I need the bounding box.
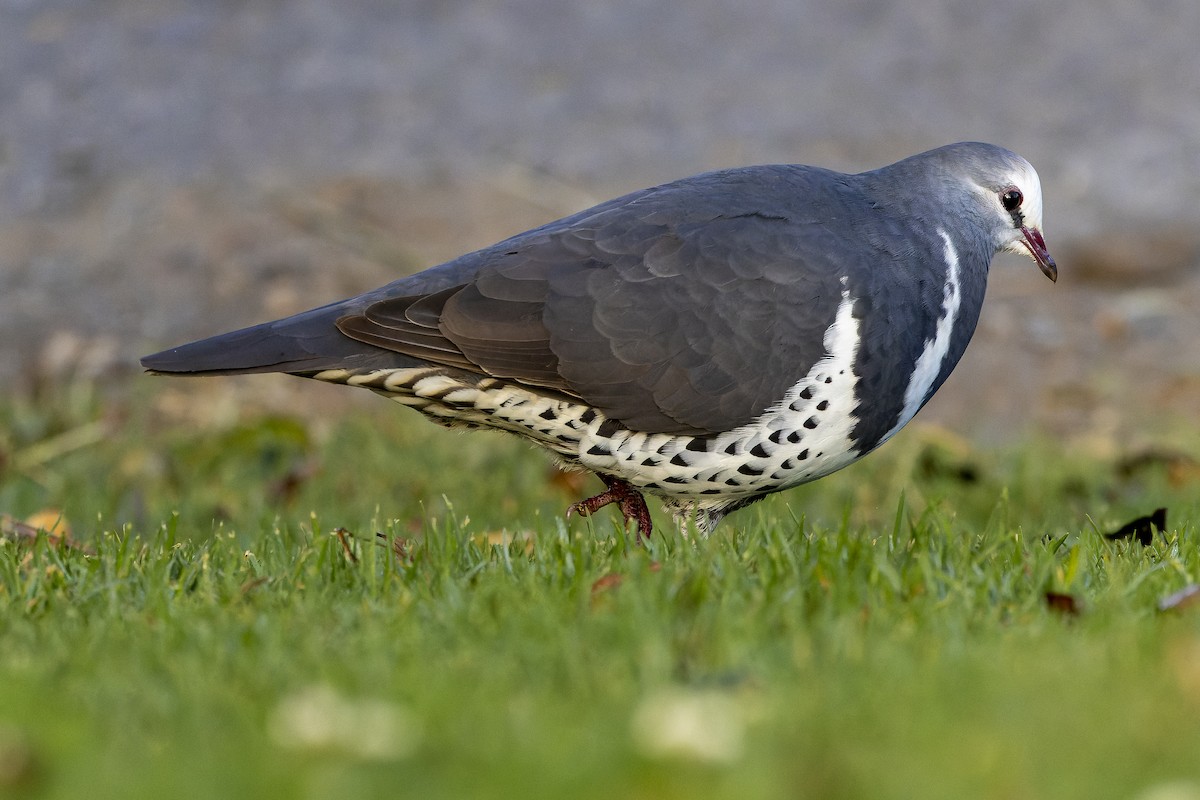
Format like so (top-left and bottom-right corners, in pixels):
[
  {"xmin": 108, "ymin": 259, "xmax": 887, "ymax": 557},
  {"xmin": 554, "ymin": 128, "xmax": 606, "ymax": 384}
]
[{"xmin": 1001, "ymin": 189, "xmax": 1023, "ymax": 212}]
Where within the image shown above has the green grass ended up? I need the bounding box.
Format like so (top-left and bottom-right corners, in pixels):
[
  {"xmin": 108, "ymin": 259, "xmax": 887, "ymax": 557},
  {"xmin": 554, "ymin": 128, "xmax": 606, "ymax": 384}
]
[{"xmin": 2, "ymin": 380, "xmax": 1200, "ymax": 799}]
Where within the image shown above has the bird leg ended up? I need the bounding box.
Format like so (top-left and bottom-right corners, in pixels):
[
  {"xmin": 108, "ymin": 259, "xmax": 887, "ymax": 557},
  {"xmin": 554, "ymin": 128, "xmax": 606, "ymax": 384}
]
[{"xmin": 568, "ymin": 475, "xmax": 653, "ymax": 541}]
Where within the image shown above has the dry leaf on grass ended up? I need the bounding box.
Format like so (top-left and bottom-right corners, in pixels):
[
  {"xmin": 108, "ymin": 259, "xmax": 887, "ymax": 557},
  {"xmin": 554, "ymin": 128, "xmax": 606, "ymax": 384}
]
[{"xmin": 0, "ymin": 509, "xmax": 93, "ymax": 553}]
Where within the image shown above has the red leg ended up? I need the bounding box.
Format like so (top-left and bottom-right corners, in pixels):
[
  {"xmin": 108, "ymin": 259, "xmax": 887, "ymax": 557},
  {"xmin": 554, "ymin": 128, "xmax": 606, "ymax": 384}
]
[{"xmin": 567, "ymin": 475, "xmax": 653, "ymax": 541}]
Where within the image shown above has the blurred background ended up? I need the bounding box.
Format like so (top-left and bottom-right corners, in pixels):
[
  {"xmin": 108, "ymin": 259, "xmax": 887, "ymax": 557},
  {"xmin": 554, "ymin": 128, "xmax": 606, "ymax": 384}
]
[{"xmin": 2, "ymin": 0, "xmax": 1200, "ymax": 446}]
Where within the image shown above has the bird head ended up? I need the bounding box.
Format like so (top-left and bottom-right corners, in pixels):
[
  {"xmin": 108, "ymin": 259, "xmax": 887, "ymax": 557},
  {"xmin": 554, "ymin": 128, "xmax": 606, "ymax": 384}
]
[{"xmin": 959, "ymin": 143, "xmax": 1058, "ymax": 282}]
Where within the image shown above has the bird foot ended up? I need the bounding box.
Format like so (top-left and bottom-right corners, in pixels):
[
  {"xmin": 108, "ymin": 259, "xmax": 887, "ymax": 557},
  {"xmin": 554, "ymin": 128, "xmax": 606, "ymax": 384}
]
[{"xmin": 567, "ymin": 477, "xmax": 653, "ymax": 541}]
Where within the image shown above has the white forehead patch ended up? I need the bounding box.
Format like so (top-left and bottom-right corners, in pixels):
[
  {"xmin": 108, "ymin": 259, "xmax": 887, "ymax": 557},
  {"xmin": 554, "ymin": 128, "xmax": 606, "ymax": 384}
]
[{"xmin": 1009, "ymin": 159, "xmax": 1045, "ymax": 231}]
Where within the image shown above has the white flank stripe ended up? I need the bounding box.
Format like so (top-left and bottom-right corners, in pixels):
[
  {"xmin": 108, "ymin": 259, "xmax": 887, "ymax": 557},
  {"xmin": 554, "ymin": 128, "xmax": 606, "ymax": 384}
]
[{"xmin": 883, "ymin": 229, "xmax": 961, "ymax": 442}]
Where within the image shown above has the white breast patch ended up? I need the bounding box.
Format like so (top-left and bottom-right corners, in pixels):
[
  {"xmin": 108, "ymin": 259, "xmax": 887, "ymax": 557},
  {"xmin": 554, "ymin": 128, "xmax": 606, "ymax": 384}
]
[{"xmin": 881, "ymin": 228, "xmax": 961, "ymax": 444}]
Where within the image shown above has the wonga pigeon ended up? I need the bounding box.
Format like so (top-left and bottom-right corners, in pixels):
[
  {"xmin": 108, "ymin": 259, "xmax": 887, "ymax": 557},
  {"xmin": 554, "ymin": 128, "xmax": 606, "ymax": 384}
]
[{"xmin": 142, "ymin": 142, "xmax": 1057, "ymax": 538}]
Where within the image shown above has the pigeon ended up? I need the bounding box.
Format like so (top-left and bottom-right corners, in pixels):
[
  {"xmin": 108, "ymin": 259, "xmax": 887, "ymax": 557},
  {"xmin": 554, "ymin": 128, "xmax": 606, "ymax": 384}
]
[{"xmin": 142, "ymin": 142, "xmax": 1056, "ymax": 538}]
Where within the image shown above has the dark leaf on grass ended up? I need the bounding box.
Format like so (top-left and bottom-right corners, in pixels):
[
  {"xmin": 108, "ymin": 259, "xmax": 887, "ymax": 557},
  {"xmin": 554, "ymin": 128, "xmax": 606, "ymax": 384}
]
[
  {"xmin": 1044, "ymin": 591, "xmax": 1082, "ymax": 616},
  {"xmin": 1158, "ymin": 585, "xmax": 1200, "ymax": 612},
  {"xmin": 1104, "ymin": 507, "xmax": 1167, "ymax": 545}
]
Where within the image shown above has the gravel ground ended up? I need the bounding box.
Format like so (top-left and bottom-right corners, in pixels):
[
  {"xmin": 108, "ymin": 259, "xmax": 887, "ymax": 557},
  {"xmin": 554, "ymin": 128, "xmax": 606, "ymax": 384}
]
[{"xmin": 2, "ymin": 0, "xmax": 1199, "ymax": 444}]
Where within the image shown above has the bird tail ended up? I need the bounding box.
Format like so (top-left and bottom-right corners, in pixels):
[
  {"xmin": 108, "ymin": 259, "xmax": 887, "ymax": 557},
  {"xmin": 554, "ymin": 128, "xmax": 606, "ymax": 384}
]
[{"xmin": 140, "ymin": 302, "xmax": 394, "ymax": 376}]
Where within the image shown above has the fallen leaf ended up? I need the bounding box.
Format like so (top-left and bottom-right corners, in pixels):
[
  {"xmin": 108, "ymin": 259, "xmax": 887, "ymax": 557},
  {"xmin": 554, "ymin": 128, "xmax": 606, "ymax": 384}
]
[
  {"xmin": 23, "ymin": 509, "xmax": 71, "ymax": 538},
  {"xmin": 0, "ymin": 510, "xmax": 93, "ymax": 553},
  {"xmin": 1104, "ymin": 508, "xmax": 1167, "ymax": 546}
]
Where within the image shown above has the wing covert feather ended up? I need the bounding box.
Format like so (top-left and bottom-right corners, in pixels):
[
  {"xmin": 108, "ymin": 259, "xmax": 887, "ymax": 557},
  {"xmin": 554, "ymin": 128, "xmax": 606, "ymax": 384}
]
[{"xmin": 336, "ymin": 167, "xmax": 872, "ymax": 434}]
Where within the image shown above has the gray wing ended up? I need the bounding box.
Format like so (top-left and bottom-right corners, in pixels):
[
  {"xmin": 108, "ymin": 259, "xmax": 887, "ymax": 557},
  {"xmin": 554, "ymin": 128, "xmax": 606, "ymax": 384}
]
[{"xmin": 335, "ymin": 169, "xmax": 858, "ymax": 435}]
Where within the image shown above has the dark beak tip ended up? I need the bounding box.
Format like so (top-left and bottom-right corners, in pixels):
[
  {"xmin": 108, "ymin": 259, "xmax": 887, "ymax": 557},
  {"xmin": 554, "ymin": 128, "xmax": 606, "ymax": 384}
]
[
  {"xmin": 1022, "ymin": 226, "xmax": 1057, "ymax": 283},
  {"xmin": 1042, "ymin": 258, "xmax": 1058, "ymax": 283}
]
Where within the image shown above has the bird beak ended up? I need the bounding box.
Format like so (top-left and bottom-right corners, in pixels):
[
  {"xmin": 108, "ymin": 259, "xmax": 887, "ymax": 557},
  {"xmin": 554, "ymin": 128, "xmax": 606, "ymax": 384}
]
[{"xmin": 1021, "ymin": 226, "xmax": 1057, "ymax": 282}]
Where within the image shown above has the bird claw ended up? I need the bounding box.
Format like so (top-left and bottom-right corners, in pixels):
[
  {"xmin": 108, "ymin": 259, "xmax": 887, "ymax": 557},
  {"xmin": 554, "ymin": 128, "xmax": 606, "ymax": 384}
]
[{"xmin": 567, "ymin": 477, "xmax": 653, "ymax": 542}]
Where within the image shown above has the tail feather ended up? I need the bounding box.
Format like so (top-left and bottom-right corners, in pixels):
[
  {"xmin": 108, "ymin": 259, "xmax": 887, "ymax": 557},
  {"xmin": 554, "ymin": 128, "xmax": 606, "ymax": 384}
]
[{"xmin": 141, "ymin": 304, "xmax": 404, "ymax": 376}]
